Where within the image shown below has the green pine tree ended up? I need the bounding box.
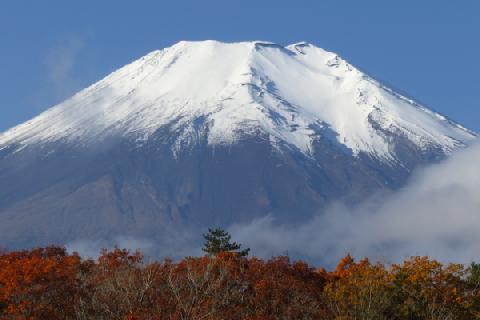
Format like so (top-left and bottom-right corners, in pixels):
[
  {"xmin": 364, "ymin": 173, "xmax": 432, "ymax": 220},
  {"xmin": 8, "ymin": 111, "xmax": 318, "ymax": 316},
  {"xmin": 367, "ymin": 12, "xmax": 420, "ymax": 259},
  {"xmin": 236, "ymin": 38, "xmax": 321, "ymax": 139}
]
[{"xmin": 202, "ymin": 228, "xmax": 250, "ymax": 257}]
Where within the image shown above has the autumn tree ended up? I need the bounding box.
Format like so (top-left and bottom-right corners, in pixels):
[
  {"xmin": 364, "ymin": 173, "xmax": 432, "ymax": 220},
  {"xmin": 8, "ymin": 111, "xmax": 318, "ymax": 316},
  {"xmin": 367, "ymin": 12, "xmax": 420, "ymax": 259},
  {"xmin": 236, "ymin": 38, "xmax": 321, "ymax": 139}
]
[
  {"xmin": 165, "ymin": 252, "xmax": 251, "ymax": 320},
  {"xmin": 389, "ymin": 256, "xmax": 470, "ymax": 320},
  {"xmin": 465, "ymin": 262, "xmax": 480, "ymax": 316},
  {"xmin": 202, "ymin": 228, "xmax": 250, "ymax": 257},
  {"xmin": 74, "ymin": 247, "xmax": 160, "ymax": 320},
  {"xmin": 0, "ymin": 246, "xmax": 83, "ymax": 319},
  {"xmin": 324, "ymin": 255, "xmax": 392, "ymax": 320},
  {"xmin": 245, "ymin": 256, "xmax": 328, "ymax": 319},
  {"xmin": 2, "ymin": 244, "xmax": 480, "ymax": 319}
]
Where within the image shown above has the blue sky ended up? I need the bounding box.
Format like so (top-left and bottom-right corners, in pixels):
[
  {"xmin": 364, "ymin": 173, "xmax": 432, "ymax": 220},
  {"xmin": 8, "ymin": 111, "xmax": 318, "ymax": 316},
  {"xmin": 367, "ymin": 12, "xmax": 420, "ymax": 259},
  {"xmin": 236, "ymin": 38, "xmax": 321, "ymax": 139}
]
[{"xmin": 1, "ymin": 0, "xmax": 479, "ymax": 132}]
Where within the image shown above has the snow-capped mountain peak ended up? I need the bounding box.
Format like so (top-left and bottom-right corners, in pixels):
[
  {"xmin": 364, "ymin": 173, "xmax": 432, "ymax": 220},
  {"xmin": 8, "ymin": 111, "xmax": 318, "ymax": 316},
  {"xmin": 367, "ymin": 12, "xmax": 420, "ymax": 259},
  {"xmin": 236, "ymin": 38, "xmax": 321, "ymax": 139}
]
[
  {"xmin": 1, "ymin": 40, "xmax": 478, "ymax": 251},
  {"xmin": 0, "ymin": 40, "xmax": 475, "ymax": 160}
]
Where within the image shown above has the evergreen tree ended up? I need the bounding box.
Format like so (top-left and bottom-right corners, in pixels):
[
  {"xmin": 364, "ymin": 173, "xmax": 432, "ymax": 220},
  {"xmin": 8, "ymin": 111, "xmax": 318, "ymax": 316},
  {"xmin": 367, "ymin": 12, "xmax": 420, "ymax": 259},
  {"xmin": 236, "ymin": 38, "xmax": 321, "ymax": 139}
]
[{"xmin": 202, "ymin": 228, "xmax": 250, "ymax": 257}]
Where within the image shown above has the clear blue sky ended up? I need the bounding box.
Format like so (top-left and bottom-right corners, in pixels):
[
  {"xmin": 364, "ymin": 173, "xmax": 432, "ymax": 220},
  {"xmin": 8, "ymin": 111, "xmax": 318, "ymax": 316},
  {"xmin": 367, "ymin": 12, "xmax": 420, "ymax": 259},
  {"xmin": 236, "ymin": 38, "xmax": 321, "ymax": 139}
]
[{"xmin": 1, "ymin": 0, "xmax": 479, "ymax": 132}]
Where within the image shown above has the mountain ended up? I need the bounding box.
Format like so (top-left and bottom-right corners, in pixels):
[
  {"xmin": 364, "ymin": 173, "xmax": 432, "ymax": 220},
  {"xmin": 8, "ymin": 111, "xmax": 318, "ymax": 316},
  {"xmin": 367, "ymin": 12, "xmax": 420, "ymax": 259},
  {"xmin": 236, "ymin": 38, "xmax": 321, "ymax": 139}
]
[{"xmin": 0, "ymin": 40, "xmax": 476, "ymax": 252}]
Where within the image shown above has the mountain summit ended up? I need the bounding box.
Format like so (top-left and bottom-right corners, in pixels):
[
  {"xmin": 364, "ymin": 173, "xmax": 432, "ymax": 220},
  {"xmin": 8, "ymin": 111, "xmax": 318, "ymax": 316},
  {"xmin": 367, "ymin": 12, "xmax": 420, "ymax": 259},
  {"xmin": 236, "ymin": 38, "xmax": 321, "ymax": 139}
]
[
  {"xmin": 0, "ymin": 41, "xmax": 476, "ymax": 252},
  {"xmin": 1, "ymin": 40, "xmax": 473, "ymax": 158}
]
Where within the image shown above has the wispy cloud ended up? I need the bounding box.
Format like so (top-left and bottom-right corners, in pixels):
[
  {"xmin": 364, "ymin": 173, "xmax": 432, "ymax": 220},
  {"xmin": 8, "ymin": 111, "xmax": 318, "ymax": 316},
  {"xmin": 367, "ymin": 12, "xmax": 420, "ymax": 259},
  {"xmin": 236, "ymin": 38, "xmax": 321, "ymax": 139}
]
[
  {"xmin": 230, "ymin": 142, "xmax": 480, "ymax": 267},
  {"xmin": 44, "ymin": 37, "xmax": 85, "ymax": 101},
  {"xmin": 25, "ymin": 37, "xmax": 87, "ymax": 111},
  {"xmin": 65, "ymin": 227, "xmax": 203, "ymax": 261},
  {"xmin": 66, "ymin": 236, "xmax": 154, "ymax": 259}
]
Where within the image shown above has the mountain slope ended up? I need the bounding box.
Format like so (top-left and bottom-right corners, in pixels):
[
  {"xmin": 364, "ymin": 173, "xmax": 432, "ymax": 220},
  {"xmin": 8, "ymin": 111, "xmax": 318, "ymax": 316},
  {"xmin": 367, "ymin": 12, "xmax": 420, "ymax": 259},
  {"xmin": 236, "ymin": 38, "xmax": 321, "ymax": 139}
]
[
  {"xmin": 0, "ymin": 41, "xmax": 476, "ymax": 252},
  {"xmin": 1, "ymin": 40, "xmax": 473, "ymax": 158}
]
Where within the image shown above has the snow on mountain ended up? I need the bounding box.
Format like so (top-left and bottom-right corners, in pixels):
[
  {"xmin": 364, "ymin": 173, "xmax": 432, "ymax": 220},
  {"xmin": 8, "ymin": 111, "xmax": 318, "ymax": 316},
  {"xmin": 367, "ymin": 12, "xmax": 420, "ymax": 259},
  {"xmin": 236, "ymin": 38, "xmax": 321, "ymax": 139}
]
[
  {"xmin": 0, "ymin": 40, "xmax": 476, "ymax": 159},
  {"xmin": 1, "ymin": 40, "xmax": 478, "ymax": 252}
]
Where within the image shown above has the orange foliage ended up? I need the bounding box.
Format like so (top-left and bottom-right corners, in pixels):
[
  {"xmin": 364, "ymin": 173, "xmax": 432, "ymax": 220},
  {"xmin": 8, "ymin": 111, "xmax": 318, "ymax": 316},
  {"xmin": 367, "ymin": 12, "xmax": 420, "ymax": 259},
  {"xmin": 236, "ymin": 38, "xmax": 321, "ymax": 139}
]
[
  {"xmin": 325, "ymin": 256, "xmax": 393, "ymax": 319},
  {"xmin": 0, "ymin": 246, "xmax": 83, "ymax": 319},
  {"xmin": 390, "ymin": 256, "xmax": 470, "ymax": 319},
  {"xmin": 0, "ymin": 248, "xmax": 479, "ymax": 319}
]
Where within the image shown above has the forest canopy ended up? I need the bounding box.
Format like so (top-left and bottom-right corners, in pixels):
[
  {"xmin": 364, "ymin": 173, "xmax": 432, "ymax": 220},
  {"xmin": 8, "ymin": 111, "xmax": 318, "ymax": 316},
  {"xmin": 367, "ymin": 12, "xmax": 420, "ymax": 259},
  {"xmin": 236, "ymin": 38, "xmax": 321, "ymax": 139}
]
[{"xmin": 1, "ymin": 243, "xmax": 480, "ymax": 319}]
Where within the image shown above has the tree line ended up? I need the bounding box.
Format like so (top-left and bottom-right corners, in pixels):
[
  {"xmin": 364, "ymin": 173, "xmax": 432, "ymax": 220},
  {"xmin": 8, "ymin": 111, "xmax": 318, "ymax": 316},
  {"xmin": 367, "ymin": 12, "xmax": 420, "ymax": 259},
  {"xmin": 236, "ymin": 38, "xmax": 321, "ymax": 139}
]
[{"xmin": 0, "ymin": 229, "xmax": 480, "ymax": 319}]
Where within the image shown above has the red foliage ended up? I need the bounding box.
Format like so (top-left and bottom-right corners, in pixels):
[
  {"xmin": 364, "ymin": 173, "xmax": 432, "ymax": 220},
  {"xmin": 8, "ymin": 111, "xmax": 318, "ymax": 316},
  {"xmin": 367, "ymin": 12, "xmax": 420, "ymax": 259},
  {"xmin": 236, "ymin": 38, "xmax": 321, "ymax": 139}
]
[
  {"xmin": 0, "ymin": 248, "xmax": 478, "ymax": 319},
  {"xmin": 0, "ymin": 246, "xmax": 83, "ymax": 319}
]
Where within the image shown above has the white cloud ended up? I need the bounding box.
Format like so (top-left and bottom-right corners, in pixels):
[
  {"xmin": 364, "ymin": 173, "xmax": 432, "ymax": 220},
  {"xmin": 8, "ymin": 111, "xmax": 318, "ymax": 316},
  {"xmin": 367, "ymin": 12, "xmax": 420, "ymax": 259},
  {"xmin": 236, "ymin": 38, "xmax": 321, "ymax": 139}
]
[
  {"xmin": 65, "ymin": 228, "xmax": 203, "ymax": 261},
  {"xmin": 230, "ymin": 142, "xmax": 480, "ymax": 266},
  {"xmin": 66, "ymin": 236, "xmax": 154, "ymax": 259},
  {"xmin": 25, "ymin": 37, "xmax": 87, "ymax": 112},
  {"xmin": 45, "ymin": 37, "xmax": 85, "ymax": 100}
]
